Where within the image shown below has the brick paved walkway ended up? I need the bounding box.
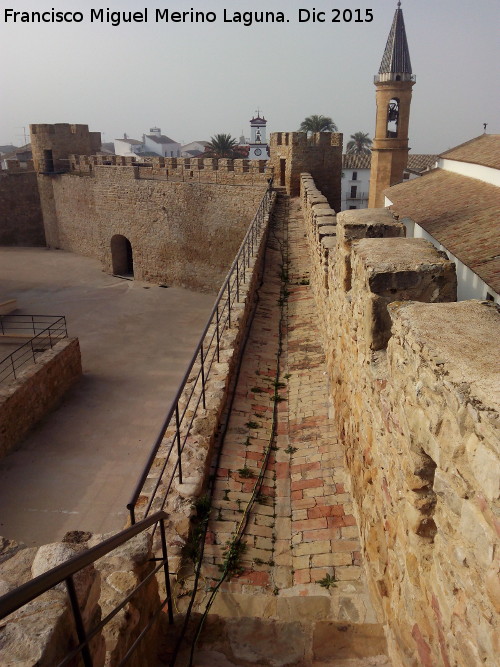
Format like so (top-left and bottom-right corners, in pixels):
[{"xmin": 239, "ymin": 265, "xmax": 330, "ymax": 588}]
[{"xmin": 193, "ymin": 195, "xmax": 375, "ymax": 625}]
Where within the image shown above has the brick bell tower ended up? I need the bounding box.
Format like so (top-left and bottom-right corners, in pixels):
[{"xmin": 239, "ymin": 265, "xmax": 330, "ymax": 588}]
[{"xmin": 368, "ymin": 2, "xmax": 415, "ymax": 208}]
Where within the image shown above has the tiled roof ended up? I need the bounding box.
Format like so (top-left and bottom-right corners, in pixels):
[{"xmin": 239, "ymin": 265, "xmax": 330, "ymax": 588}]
[
  {"xmin": 379, "ymin": 5, "xmax": 412, "ymax": 74},
  {"xmin": 440, "ymin": 134, "xmax": 500, "ymax": 170},
  {"xmin": 343, "ymin": 154, "xmax": 371, "ymax": 169},
  {"xmin": 342, "ymin": 153, "xmax": 436, "ymax": 172},
  {"xmin": 407, "ymin": 154, "xmax": 438, "ymax": 171},
  {"xmin": 147, "ymin": 134, "xmax": 178, "ymax": 144},
  {"xmin": 386, "ymin": 169, "xmax": 500, "ymax": 293},
  {"xmin": 115, "ymin": 138, "xmax": 142, "ymax": 145}
]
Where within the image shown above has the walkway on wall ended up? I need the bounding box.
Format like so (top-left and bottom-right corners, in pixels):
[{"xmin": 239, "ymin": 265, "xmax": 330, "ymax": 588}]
[{"xmin": 168, "ymin": 195, "xmax": 390, "ymax": 665}]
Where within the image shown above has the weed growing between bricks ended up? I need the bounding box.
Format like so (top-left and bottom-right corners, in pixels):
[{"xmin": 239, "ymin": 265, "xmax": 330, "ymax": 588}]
[{"xmin": 182, "ymin": 194, "xmax": 291, "ymax": 665}]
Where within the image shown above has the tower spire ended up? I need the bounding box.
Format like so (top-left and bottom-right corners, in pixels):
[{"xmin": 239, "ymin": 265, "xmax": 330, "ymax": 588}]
[{"xmin": 378, "ymin": 2, "xmax": 412, "ymax": 81}]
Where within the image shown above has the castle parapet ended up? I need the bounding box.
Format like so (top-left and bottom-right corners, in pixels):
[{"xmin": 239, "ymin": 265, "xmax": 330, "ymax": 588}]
[
  {"xmin": 301, "ymin": 171, "xmax": 499, "ymax": 667},
  {"xmin": 67, "ymin": 155, "xmax": 273, "ymax": 184}
]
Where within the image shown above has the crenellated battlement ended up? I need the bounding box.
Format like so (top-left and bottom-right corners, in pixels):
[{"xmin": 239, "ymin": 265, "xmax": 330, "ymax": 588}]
[
  {"xmin": 68, "ymin": 154, "xmax": 273, "ymax": 184},
  {"xmin": 30, "ymin": 123, "xmax": 101, "ymax": 173}
]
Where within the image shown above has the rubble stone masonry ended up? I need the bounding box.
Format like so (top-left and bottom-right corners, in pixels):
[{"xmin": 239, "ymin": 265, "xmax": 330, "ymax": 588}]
[
  {"xmin": 0, "ymin": 338, "xmax": 82, "ymax": 458},
  {"xmin": 301, "ymin": 173, "xmax": 500, "ymax": 666}
]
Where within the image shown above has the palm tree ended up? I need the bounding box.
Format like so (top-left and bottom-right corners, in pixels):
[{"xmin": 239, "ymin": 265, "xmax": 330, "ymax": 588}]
[
  {"xmin": 299, "ymin": 115, "xmax": 338, "ymax": 135},
  {"xmin": 346, "ymin": 132, "xmax": 372, "ymax": 154},
  {"xmin": 205, "ymin": 133, "xmax": 239, "ymax": 158}
]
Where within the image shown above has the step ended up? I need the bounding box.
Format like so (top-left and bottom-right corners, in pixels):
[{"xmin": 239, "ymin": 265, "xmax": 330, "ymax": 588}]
[{"xmin": 160, "ymin": 614, "xmax": 390, "ymax": 666}]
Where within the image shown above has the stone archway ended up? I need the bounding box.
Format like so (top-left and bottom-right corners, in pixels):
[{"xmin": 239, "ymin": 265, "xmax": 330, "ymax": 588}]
[{"xmin": 111, "ymin": 235, "xmax": 134, "ymax": 277}]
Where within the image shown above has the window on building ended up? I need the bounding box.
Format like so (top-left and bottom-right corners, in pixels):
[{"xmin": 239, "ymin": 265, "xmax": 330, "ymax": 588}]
[
  {"xmin": 486, "ymin": 292, "xmax": 495, "ymax": 301},
  {"xmin": 350, "ymin": 185, "xmax": 357, "ymax": 198},
  {"xmin": 349, "ymin": 205, "xmax": 357, "ymax": 210},
  {"xmin": 403, "ymin": 172, "xmax": 410, "ymax": 180},
  {"xmin": 352, "ymin": 171, "xmax": 358, "ymax": 181}
]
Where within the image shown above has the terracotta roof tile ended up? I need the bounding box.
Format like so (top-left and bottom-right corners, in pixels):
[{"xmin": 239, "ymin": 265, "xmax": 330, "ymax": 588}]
[
  {"xmin": 440, "ymin": 134, "xmax": 500, "ymax": 169},
  {"xmin": 386, "ymin": 169, "xmax": 500, "ymax": 293},
  {"xmin": 147, "ymin": 134, "xmax": 178, "ymax": 144},
  {"xmin": 343, "ymin": 154, "xmax": 371, "ymax": 169},
  {"xmin": 407, "ymin": 154, "xmax": 438, "ymax": 171},
  {"xmin": 342, "ymin": 153, "xmax": 436, "ymax": 172}
]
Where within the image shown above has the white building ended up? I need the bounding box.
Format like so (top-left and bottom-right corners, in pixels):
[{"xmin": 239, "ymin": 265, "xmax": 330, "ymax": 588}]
[
  {"xmin": 114, "ymin": 136, "xmax": 144, "ymax": 157},
  {"xmin": 143, "ymin": 127, "xmax": 181, "ymax": 158},
  {"xmin": 181, "ymin": 141, "xmax": 209, "ymax": 157},
  {"xmin": 385, "ymin": 134, "xmax": 500, "ymax": 304},
  {"xmin": 341, "ymin": 153, "xmax": 437, "ymax": 211}
]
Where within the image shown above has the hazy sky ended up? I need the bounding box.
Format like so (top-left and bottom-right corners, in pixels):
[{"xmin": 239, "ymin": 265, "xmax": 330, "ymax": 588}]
[{"xmin": 1, "ymin": 0, "xmax": 499, "ymax": 154}]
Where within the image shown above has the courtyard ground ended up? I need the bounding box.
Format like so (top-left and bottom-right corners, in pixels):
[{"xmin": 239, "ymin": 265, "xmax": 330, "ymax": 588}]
[{"xmin": 0, "ymin": 248, "xmax": 214, "ymax": 545}]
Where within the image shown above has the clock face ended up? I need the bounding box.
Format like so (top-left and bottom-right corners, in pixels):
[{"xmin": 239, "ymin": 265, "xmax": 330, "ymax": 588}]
[{"xmin": 254, "ymin": 148, "xmax": 262, "ymax": 156}]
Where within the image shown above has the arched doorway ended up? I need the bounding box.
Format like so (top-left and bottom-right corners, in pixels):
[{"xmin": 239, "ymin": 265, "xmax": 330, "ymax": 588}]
[{"xmin": 111, "ymin": 235, "xmax": 134, "ymax": 277}]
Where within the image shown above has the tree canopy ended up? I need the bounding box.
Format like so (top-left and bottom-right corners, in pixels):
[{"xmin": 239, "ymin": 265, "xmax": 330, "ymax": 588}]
[
  {"xmin": 205, "ymin": 133, "xmax": 240, "ymax": 158},
  {"xmin": 346, "ymin": 132, "xmax": 372, "ymax": 154},
  {"xmin": 299, "ymin": 115, "xmax": 338, "ymax": 134}
]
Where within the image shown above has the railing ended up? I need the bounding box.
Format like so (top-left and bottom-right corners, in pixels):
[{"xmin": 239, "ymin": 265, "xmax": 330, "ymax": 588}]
[
  {"xmin": 0, "ymin": 511, "xmax": 173, "ymax": 667},
  {"xmin": 345, "ymin": 191, "xmax": 368, "ymax": 200},
  {"xmin": 127, "ymin": 181, "xmax": 274, "ymax": 525},
  {"xmin": 0, "ymin": 315, "xmax": 68, "ymax": 385}
]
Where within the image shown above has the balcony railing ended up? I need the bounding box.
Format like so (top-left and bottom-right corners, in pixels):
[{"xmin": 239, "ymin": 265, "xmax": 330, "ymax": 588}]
[{"xmin": 345, "ymin": 191, "xmax": 368, "ymax": 201}]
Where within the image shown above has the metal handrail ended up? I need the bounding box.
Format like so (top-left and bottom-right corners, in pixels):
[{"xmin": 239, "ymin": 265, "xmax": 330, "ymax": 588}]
[
  {"xmin": 0, "ymin": 511, "xmax": 173, "ymax": 667},
  {"xmin": 0, "ymin": 316, "xmax": 68, "ymax": 385},
  {"xmin": 127, "ymin": 181, "xmax": 274, "ymax": 524}
]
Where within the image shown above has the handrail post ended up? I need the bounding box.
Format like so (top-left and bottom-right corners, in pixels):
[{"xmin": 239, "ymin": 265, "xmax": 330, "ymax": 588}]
[
  {"xmin": 236, "ymin": 259, "xmax": 240, "ymax": 302},
  {"xmin": 176, "ymin": 405, "xmax": 182, "ymax": 484},
  {"xmin": 159, "ymin": 519, "xmax": 174, "ymax": 625},
  {"xmin": 200, "ymin": 344, "xmax": 206, "ymax": 410},
  {"xmin": 30, "ymin": 339, "xmax": 35, "ymax": 363},
  {"xmin": 129, "ymin": 504, "xmax": 136, "ymax": 526},
  {"xmin": 11, "ymin": 356, "xmax": 16, "ymax": 380},
  {"xmin": 66, "ymin": 575, "xmax": 94, "ymax": 667},
  {"xmin": 216, "ymin": 305, "xmax": 220, "ymax": 363},
  {"xmin": 227, "ymin": 281, "xmax": 231, "ymax": 327}
]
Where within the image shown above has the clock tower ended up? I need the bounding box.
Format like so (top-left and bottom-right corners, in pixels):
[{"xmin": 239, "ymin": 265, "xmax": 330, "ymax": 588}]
[
  {"xmin": 368, "ymin": 2, "xmax": 415, "ymax": 208},
  {"xmin": 248, "ymin": 112, "xmax": 269, "ymax": 160}
]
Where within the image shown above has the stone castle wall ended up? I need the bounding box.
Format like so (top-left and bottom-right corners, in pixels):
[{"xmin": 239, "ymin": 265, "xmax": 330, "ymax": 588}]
[
  {"xmin": 39, "ymin": 166, "xmax": 268, "ymax": 291},
  {"xmin": 0, "ymin": 165, "xmax": 45, "ymax": 246},
  {"xmin": 301, "ymin": 174, "xmax": 500, "ymax": 666}
]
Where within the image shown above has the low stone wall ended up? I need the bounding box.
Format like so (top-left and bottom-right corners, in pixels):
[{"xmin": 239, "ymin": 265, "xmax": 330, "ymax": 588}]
[
  {"xmin": 0, "ymin": 338, "xmax": 82, "ymax": 458},
  {"xmin": 301, "ymin": 174, "xmax": 500, "ymax": 666}
]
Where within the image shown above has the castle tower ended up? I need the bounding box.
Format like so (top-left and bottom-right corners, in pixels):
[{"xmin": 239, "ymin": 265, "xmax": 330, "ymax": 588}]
[
  {"xmin": 248, "ymin": 112, "xmax": 269, "ymax": 160},
  {"xmin": 368, "ymin": 2, "xmax": 415, "ymax": 208}
]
